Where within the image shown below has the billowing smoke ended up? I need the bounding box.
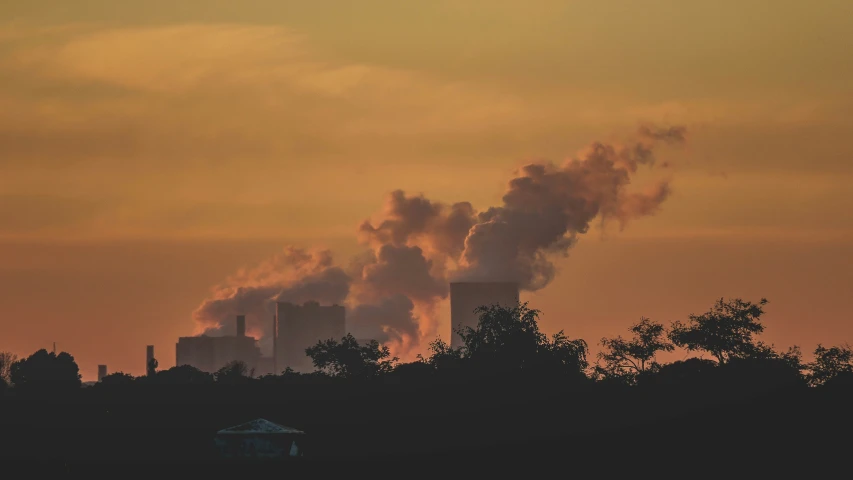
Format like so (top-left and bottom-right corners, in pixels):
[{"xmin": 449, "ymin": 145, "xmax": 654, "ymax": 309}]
[
  {"xmin": 454, "ymin": 126, "xmax": 685, "ymax": 289},
  {"xmin": 191, "ymin": 125, "xmax": 686, "ymax": 359},
  {"xmin": 347, "ymin": 294, "xmax": 420, "ymax": 353},
  {"xmin": 193, "ymin": 247, "xmax": 350, "ymax": 353}
]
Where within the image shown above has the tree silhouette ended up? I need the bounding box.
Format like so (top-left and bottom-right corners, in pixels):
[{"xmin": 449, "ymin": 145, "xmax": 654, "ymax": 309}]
[
  {"xmin": 456, "ymin": 302, "xmax": 588, "ymax": 376},
  {"xmin": 418, "ymin": 337, "xmax": 463, "ymax": 370},
  {"xmin": 541, "ymin": 330, "xmax": 589, "ymax": 376},
  {"xmin": 741, "ymin": 342, "xmax": 803, "ymax": 370},
  {"xmin": 669, "ymin": 297, "xmax": 770, "ymax": 364},
  {"xmin": 99, "ymin": 372, "xmax": 135, "ymax": 386},
  {"xmin": 306, "ymin": 334, "xmax": 397, "ymax": 379},
  {"xmin": 647, "ymin": 358, "xmax": 718, "ymax": 386},
  {"xmin": 156, "ymin": 365, "xmax": 215, "ymax": 384},
  {"xmin": 10, "ymin": 349, "xmax": 82, "ymax": 390},
  {"xmin": 807, "ymin": 343, "xmax": 853, "ymax": 386},
  {"xmin": 214, "ymin": 360, "xmax": 252, "ymax": 384},
  {"xmin": 596, "ymin": 317, "xmax": 675, "ymax": 383},
  {"xmin": 457, "ymin": 303, "xmax": 544, "ymax": 367},
  {"xmin": 387, "ymin": 360, "xmax": 438, "ymax": 384},
  {"xmin": 0, "ymin": 351, "xmax": 16, "ymax": 386},
  {"xmin": 3, "ymin": 296, "xmax": 853, "ymax": 467},
  {"xmin": 147, "ymin": 357, "xmax": 159, "ymax": 377},
  {"xmin": 718, "ymin": 349, "xmax": 806, "ymax": 393}
]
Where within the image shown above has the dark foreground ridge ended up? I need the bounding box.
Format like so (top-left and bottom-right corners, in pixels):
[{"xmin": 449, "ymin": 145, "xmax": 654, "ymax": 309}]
[
  {"xmin": 2, "ymin": 298, "xmax": 852, "ymax": 473},
  {"xmin": 1, "ymin": 382, "xmax": 851, "ymax": 473}
]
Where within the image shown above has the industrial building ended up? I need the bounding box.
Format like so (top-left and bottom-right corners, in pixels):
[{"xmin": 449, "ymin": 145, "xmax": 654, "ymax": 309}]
[
  {"xmin": 449, "ymin": 282, "xmax": 520, "ymax": 349},
  {"xmin": 275, "ymin": 301, "xmax": 346, "ymax": 373},
  {"xmin": 176, "ymin": 315, "xmax": 263, "ymax": 374}
]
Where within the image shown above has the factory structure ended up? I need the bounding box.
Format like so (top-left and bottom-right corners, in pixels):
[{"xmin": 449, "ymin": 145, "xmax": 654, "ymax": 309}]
[
  {"xmin": 175, "ymin": 302, "xmax": 346, "ymax": 375},
  {"xmin": 276, "ymin": 301, "xmax": 346, "ymax": 373},
  {"xmin": 176, "ymin": 315, "xmax": 265, "ymax": 374},
  {"xmin": 168, "ymin": 282, "xmax": 520, "ymax": 375}
]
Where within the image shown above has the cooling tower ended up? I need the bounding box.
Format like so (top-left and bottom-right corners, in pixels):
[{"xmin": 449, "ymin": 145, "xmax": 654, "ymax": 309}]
[
  {"xmin": 236, "ymin": 315, "xmax": 246, "ymax": 337},
  {"xmin": 276, "ymin": 301, "xmax": 346, "ymax": 373},
  {"xmin": 97, "ymin": 365, "xmax": 107, "ymax": 382},
  {"xmin": 146, "ymin": 345, "xmax": 154, "ymax": 374},
  {"xmin": 272, "ymin": 313, "xmax": 278, "ymax": 375},
  {"xmin": 449, "ymin": 282, "xmax": 520, "ymax": 349}
]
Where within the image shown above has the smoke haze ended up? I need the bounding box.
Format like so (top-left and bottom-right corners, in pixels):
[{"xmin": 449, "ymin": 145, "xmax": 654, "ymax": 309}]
[{"xmin": 192, "ymin": 125, "xmax": 686, "ymax": 358}]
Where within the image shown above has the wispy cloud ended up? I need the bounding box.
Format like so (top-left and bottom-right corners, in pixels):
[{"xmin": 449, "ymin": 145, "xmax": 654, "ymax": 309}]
[{"xmin": 0, "ymin": 22, "xmax": 850, "ymax": 242}]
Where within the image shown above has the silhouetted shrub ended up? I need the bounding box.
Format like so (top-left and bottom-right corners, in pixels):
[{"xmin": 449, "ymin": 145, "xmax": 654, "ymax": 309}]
[{"xmin": 10, "ymin": 349, "xmax": 81, "ymax": 392}]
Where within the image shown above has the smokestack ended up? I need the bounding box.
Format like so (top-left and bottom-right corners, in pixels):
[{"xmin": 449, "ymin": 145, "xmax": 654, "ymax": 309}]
[
  {"xmin": 146, "ymin": 345, "xmax": 154, "ymax": 374},
  {"xmin": 97, "ymin": 365, "xmax": 107, "ymax": 382},
  {"xmin": 236, "ymin": 315, "xmax": 246, "ymax": 337},
  {"xmin": 272, "ymin": 313, "xmax": 278, "ymax": 375}
]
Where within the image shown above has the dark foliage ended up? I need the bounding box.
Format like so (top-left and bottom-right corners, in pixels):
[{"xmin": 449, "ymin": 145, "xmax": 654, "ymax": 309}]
[
  {"xmin": 146, "ymin": 357, "xmax": 159, "ymax": 377},
  {"xmin": 596, "ymin": 317, "xmax": 675, "ymax": 384},
  {"xmin": 99, "ymin": 372, "xmax": 135, "ymax": 386},
  {"xmin": 305, "ymin": 334, "xmax": 397, "ymax": 379},
  {"xmin": 9, "ymin": 349, "xmax": 81, "ymax": 391},
  {"xmin": 1, "ymin": 297, "xmax": 851, "ymax": 471},
  {"xmin": 215, "ymin": 360, "xmax": 253, "ymax": 384},
  {"xmin": 669, "ymin": 297, "xmax": 770, "ymax": 364},
  {"xmin": 808, "ymin": 343, "xmax": 853, "ymax": 386},
  {"xmin": 453, "ymin": 302, "xmax": 589, "ymax": 381},
  {"xmin": 151, "ymin": 365, "xmax": 214, "ymax": 385}
]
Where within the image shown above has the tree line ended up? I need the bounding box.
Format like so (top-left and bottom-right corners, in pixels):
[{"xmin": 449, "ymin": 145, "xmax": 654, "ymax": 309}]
[{"xmin": 2, "ymin": 296, "xmax": 852, "ymax": 394}]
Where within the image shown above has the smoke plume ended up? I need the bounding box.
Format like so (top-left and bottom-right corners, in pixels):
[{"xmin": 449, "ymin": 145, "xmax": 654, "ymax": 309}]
[
  {"xmin": 192, "ymin": 247, "xmax": 349, "ymax": 337},
  {"xmin": 192, "ymin": 125, "xmax": 686, "ymax": 358}
]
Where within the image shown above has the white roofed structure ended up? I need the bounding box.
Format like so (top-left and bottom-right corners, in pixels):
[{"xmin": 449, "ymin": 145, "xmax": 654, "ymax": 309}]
[
  {"xmin": 217, "ymin": 418, "xmax": 304, "ymax": 436},
  {"xmin": 214, "ymin": 418, "xmax": 305, "ymax": 459}
]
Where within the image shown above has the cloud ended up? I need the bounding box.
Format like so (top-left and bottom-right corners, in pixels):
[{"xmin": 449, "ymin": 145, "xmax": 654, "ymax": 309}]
[
  {"xmin": 1, "ymin": 22, "xmax": 845, "ymax": 167},
  {"xmin": 4, "ymin": 24, "xmax": 525, "ymax": 120},
  {"xmin": 1, "ymin": 21, "xmax": 849, "ymax": 244}
]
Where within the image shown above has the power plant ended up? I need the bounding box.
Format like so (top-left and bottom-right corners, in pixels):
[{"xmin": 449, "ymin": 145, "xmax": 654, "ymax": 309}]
[
  {"xmin": 174, "ymin": 302, "xmax": 346, "ymax": 375},
  {"xmin": 106, "ymin": 281, "xmax": 520, "ymax": 378},
  {"xmin": 176, "ymin": 316, "xmax": 263, "ymax": 374},
  {"xmin": 449, "ymin": 281, "xmax": 520, "ymax": 349},
  {"xmin": 275, "ymin": 301, "xmax": 346, "ymax": 373}
]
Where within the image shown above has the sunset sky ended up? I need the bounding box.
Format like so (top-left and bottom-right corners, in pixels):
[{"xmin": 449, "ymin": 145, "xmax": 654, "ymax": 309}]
[{"xmin": 1, "ymin": 1, "xmax": 851, "ymax": 381}]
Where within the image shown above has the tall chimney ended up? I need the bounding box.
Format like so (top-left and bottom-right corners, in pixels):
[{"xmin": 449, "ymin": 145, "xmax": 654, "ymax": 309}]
[
  {"xmin": 97, "ymin": 365, "xmax": 107, "ymax": 382},
  {"xmin": 272, "ymin": 313, "xmax": 278, "ymax": 375},
  {"xmin": 146, "ymin": 345, "xmax": 154, "ymax": 374},
  {"xmin": 236, "ymin": 315, "xmax": 246, "ymax": 337}
]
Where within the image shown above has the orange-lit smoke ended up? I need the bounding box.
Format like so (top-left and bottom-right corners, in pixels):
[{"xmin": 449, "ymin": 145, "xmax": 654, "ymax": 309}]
[{"xmin": 192, "ymin": 125, "xmax": 686, "ymax": 360}]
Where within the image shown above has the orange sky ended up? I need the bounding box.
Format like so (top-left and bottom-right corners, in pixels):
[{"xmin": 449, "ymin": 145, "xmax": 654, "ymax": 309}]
[{"xmin": 1, "ymin": 1, "xmax": 851, "ymax": 380}]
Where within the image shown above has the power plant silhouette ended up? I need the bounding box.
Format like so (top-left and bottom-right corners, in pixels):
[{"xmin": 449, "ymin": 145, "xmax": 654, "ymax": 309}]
[{"xmin": 135, "ymin": 281, "xmax": 520, "ymax": 377}]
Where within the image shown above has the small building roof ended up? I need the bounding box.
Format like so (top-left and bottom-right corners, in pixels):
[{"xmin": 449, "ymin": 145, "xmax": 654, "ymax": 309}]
[{"xmin": 216, "ymin": 418, "xmax": 304, "ymax": 435}]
